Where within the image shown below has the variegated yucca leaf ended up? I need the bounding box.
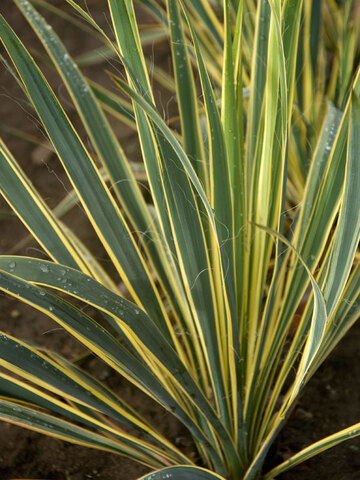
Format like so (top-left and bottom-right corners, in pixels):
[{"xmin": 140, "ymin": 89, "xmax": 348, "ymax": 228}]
[{"xmin": 0, "ymin": 0, "xmax": 359, "ymax": 479}]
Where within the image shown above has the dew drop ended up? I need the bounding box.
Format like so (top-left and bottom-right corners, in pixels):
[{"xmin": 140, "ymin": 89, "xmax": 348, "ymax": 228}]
[{"xmin": 40, "ymin": 264, "xmax": 49, "ymax": 273}]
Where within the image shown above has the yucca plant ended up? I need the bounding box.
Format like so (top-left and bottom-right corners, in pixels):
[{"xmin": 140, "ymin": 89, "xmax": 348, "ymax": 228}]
[{"xmin": 0, "ymin": 0, "xmax": 360, "ymax": 479}]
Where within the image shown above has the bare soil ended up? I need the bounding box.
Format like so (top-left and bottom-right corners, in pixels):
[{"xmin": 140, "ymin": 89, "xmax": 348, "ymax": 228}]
[{"xmin": 0, "ymin": 1, "xmax": 359, "ymax": 479}]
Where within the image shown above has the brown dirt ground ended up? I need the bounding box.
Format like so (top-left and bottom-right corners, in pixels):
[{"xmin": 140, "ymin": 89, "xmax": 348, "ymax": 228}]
[{"xmin": 0, "ymin": 1, "xmax": 359, "ymax": 479}]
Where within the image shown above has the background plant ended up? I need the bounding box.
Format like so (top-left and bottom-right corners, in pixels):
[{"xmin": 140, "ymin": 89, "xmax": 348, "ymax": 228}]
[{"xmin": 0, "ymin": 1, "xmax": 359, "ymax": 479}]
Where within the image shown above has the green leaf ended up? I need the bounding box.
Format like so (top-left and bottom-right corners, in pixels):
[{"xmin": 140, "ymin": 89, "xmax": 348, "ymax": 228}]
[
  {"xmin": 295, "ymin": 101, "xmax": 343, "ymax": 242},
  {"xmin": 245, "ymin": 0, "xmax": 270, "ymax": 194},
  {"xmin": 0, "ymin": 139, "xmax": 82, "ymax": 270},
  {"xmin": 111, "ymin": 71, "xmax": 243, "ymax": 473},
  {"xmin": 167, "ymin": 0, "xmax": 207, "ymax": 188},
  {"xmin": 1, "ymin": 1, "xmax": 360, "ymax": 479},
  {"xmin": 0, "ymin": 372, "xmax": 182, "ymax": 467},
  {"xmin": 321, "ymin": 92, "xmax": 360, "ymax": 316},
  {"xmin": 0, "ymin": 13, "xmax": 172, "ymax": 341},
  {"xmin": 139, "ymin": 465, "xmax": 227, "ymax": 480},
  {"xmin": 0, "ymin": 258, "xmax": 235, "ymax": 473},
  {"xmin": 88, "ymin": 80, "xmax": 136, "ymax": 128},
  {"xmin": 184, "ymin": 0, "xmax": 223, "ymax": 49},
  {"xmin": 0, "ymin": 398, "xmax": 165, "ymax": 465},
  {"xmin": 265, "ymin": 422, "xmax": 360, "ymax": 479}
]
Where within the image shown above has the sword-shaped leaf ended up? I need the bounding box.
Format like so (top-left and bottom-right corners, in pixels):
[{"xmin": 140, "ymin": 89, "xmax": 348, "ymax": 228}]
[
  {"xmin": 0, "ymin": 14, "xmax": 172, "ymax": 341},
  {"xmin": 140, "ymin": 465, "xmax": 227, "ymax": 480}
]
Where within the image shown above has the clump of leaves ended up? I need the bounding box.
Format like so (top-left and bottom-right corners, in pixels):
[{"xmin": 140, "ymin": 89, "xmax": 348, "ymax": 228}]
[{"xmin": 0, "ymin": 1, "xmax": 359, "ymax": 479}]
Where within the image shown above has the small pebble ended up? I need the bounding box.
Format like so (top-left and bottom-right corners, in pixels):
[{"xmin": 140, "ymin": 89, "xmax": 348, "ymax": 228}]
[{"xmin": 10, "ymin": 309, "xmax": 21, "ymax": 319}]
